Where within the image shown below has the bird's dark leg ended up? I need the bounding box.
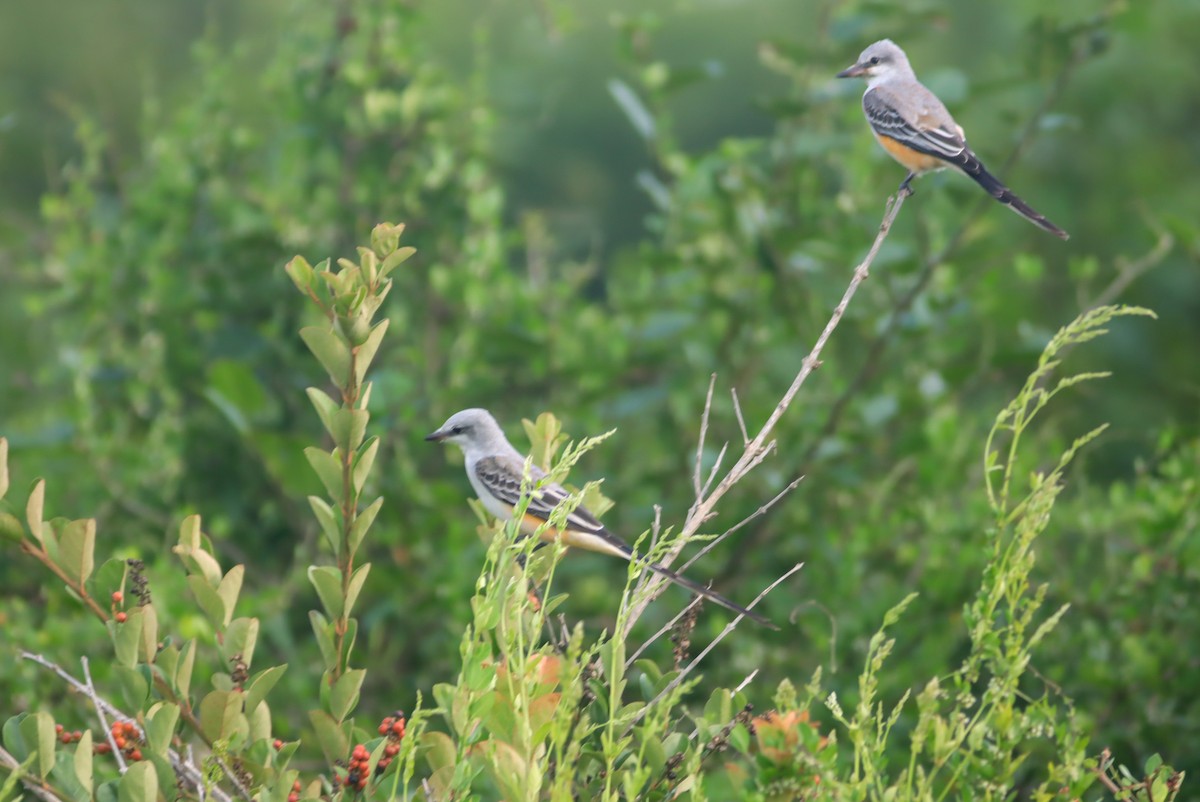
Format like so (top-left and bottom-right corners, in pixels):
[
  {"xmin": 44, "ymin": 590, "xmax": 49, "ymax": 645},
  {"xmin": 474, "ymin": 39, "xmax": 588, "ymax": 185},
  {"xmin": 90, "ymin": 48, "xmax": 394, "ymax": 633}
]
[{"xmin": 898, "ymin": 172, "xmax": 916, "ymax": 196}]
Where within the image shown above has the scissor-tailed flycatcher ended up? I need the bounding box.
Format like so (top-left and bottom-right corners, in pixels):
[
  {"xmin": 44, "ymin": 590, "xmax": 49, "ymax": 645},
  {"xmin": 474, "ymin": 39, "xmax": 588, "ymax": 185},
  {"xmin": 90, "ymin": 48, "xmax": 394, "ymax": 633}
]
[
  {"xmin": 426, "ymin": 408, "xmax": 776, "ymax": 628},
  {"xmin": 837, "ymin": 39, "xmax": 1069, "ymax": 240}
]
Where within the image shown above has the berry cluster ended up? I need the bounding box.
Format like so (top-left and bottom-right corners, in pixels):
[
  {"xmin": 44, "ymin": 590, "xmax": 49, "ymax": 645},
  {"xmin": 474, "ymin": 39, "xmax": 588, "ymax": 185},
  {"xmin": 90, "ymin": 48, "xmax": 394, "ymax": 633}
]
[
  {"xmin": 374, "ymin": 710, "xmax": 406, "ymax": 775},
  {"xmin": 54, "ymin": 724, "xmax": 84, "ymax": 745},
  {"xmin": 286, "ymin": 779, "xmax": 302, "ymax": 802},
  {"xmin": 109, "ymin": 721, "xmax": 143, "ymax": 762},
  {"xmin": 341, "ymin": 744, "xmax": 371, "ymax": 792}
]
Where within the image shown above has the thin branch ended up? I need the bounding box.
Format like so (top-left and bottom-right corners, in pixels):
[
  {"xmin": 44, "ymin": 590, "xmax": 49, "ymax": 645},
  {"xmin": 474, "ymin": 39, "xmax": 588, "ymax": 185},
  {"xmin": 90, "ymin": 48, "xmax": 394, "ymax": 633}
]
[
  {"xmin": 691, "ymin": 374, "xmax": 717, "ymax": 502},
  {"xmin": 799, "ymin": 37, "xmax": 1092, "ymax": 477},
  {"xmin": 20, "ymin": 651, "xmax": 236, "ymax": 802},
  {"xmin": 733, "ymin": 669, "xmax": 759, "ymax": 695},
  {"xmin": 625, "ymin": 597, "xmax": 704, "ymax": 669},
  {"xmin": 0, "ymin": 744, "xmax": 68, "ymax": 802},
  {"xmin": 622, "ymin": 190, "xmax": 909, "ymax": 635},
  {"xmin": 680, "ymin": 475, "xmax": 804, "ymax": 576},
  {"xmin": 730, "ymin": 388, "xmax": 749, "ymax": 445},
  {"xmin": 82, "ymin": 657, "xmax": 127, "ymax": 774},
  {"xmin": 1084, "ymin": 223, "xmax": 1173, "ymax": 310},
  {"xmin": 626, "ymin": 563, "xmax": 803, "ymax": 731}
]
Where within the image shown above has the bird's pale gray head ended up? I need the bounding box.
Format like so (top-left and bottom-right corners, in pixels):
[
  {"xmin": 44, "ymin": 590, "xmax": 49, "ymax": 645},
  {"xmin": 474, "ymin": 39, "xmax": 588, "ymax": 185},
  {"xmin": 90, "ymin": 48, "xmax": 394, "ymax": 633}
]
[
  {"xmin": 836, "ymin": 39, "xmax": 912, "ymax": 82},
  {"xmin": 425, "ymin": 407, "xmax": 509, "ymax": 454}
]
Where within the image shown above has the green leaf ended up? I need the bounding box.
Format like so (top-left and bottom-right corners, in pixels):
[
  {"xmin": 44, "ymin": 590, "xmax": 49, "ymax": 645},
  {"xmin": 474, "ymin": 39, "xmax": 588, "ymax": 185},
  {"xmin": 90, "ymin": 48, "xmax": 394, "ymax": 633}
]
[
  {"xmin": 307, "ymin": 709, "xmax": 350, "ymax": 765},
  {"xmin": 352, "ymin": 320, "xmax": 389, "ymax": 385},
  {"xmin": 300, "ymin": 327, "xmax": 351, "ymax": 387},
  {"xmin": 308, "ymin": 565, "xmax": 345, "ymax": 620},
  {"xmin": 187, "ymin": 574, "xmax": 228, "ymax": 629},
  {"xmin": 308, "ymin": 496, "xmax": 342, "ymax": 556},
  {"xmin": 347, "ymin": 497, "xmax": 382, "ymax": 553},
  {"xmin": 89, "ymin": 558, "xmax": 127, "ymax": 607},
  {"xmin": 176, "ymin": 515, "xmax": 202, "ymax": 551},
  {"xmin": 380, "ymin": 246, "xmax": 416, "ymax": 276},
  {"xmin": 175, "ymin": 640, "xmax": 196, "ymax": 698},
  {"xmin": 3, "ymin": 714, "xmax": 29, "ymax": 759},
  {"xmin": 344, "ymin": 563, "xmax": 370, "ymax": 616},
  {"xmin": 188, "ymin": 549, "xmax": 224, "ymax": 589},
  {"xmin": 304, "ymin": 447, "xmax": 345, "ymax": 504},
  {"xmin": 248, "ymin": 698, "xmax": 272, "ymax": 743},
  {"xmin": 309, "ymin": 611, "xmax": 337, "ymax": 671},
  {"xmin": 198, "ymin": 690, "xmax": 242, "ymax": 742},
  {"xmin": 72, "ymin": 730, "xmax": 94, "ymax": 797},
  {"xmin": 284, "ymin": 255, "xmax": 315, "ymax": 294},
  {"xmin": 305, "ymin": 387, "xmax": 339, "ymax": 437},
  {"xmin": 145, "ymin": 703, "xmax": 180, "ymax": 757},
  {"xmin": 353, "ymin": 437, "xmax": 379, "ymax": 494},
  {"xmin": 330, "ymin": 668, "xmax": 366, "ymax": 722},
  {"xmin": 338, "ymin": 618, "xmax": 358, "ymax": 668},
  {"xmin": 330, "ymin": 409, "xmax": 370, "ymax": 454},
  {"xmin": 25, "ymin": 479, "xmax": 45, "ymax": 544},
  {"xmin": 244, "ymin": 665, "xmax": 288, "ymax": 715},
  {"xmin": 112, "ymin": 608, "xmax": 143, "ymax": 668},
  {"xmin": 138, "ymin": 604, "xmax": 159, "ymax": 664},
  {"xmin": 59, "ymin": 518, "xmax": 96, "ymax": 585},
  {"xmin": 216, "ymin": 565, "xmax": 245, "ymax": 622},
  {"xmin": 113, "ymin": 665, "xmax": 150, "ymax": 710},
  {"xmin": 222, "ymin": 617, "xmax": 260, "ymax": 668},
  {"xmin": 117, "ymin": 759, "xmax": 156, "ymax": 802},
  {"xmin": 20, "ymin": 711, "xmax": 55, "ymax": 779}
]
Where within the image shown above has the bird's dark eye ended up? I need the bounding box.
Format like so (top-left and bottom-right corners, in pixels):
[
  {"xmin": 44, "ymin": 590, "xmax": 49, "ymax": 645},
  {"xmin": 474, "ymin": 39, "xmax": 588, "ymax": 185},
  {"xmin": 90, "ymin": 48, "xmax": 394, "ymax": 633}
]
[
  {"xmin": 450, "ymin": 425, "xmax": 470, "ymax": 435},
  {"xmin": 869, "ymin": 56, "xmax": 880, "ymax": 65}
]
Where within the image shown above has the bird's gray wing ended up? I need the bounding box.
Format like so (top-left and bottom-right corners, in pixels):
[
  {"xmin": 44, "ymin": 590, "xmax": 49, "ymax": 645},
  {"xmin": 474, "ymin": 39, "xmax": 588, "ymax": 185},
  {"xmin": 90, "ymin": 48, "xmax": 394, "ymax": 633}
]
[
  {"xmin": 473, "ymin": 455, "xmax": 618, "ymax": 545},
  {"xmin": 863, "ymin": 86, "xmax": 967, "ymax": 162}
]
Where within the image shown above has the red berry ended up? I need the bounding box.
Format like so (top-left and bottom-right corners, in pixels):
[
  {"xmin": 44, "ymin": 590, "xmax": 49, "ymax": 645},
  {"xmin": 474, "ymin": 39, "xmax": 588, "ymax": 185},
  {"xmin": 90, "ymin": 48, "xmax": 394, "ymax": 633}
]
[
  {"xmin": 377, "ymin": 723, "xmax": 389, "ymax": 735},
  {"xmin": 94, "ymin": 743, "xmax": 111, "ymax": 755},
  {"xmin": 391, "ymin": 720, "xmax": 405, "ymax": 737},
  {"xmin": 274, "ymin": 739, "xmax": 284, "ymax": 750},
  {"xmin": 112, "ymin": 591, "xmax": 123, "ymax": 603},
  {"xmin": 61, "ymin": 733, "xmax": 72, "ymax": 744},
  {"xmin": 72, "ymin": 730, "xmax": 82, "ymax": 742},
  {"xmin": 114, "ymin": 736, "xmax": 127, "ymax": 750},
  {"xmin": 55, "ymin": 723, "xmax": 64, "ymax": 734},
  {"xmin": 352, "ymin": 744, "xmax": 368, "ymax": 760},
  {"xmin": 384, "ymin": 744, "xmax": 399, "ymax": 757},
  {"xmin": 129, "ymin": 749, "xmax": 142, "ymax": 761},
  {"xmin": 288, "ymin": 795, "xmax": 299, "ymax": 802},
  {"xmin": 115, "ymin": 612, "xmax": 127, "ymax": 624},
  {"xmin": 292, "ymin": 781, "xmax": 301, "ymax": 791}
]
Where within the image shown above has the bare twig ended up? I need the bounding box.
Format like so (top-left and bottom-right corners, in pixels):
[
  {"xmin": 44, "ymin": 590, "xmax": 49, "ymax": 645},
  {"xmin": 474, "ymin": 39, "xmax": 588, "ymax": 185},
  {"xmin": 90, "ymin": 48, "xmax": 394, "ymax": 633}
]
[
  {"xmin": 82, "ymin": 657, "xmax": 127, "ymax": 773},
  {"xmin": 733, "ymin": 669, "xmax": 759, "ymax": 694},
  {"xmin": 626, "ymin": 563, "xmax": 803, "ymax": 730},
  {"xmin": 0, "ymin": 744, "xmax": 67, "ymax": 802},
  {"xmin": 1084, "ymin": 223, "xmax": 1173, "ymax": 310},
  {"xmin": 20, "ymin": 651, "xmax": 236, "ymax": 802},
  {"xmin": 692, "ymin": 374, "xmax": 717, "ymax": 501},
  {"xmin": 625, "ymin": 597, "xmax": 704, "ymax": 669},
  {"xmin": 680, "ymin": 476, "xmax": 804, "ymax": 576},
  {"xmin": 622, "ymin": 190, "xmax": 909, "ymax": 636},
  {"xmin": 730, "ymin": 388, "xmax": 749, "ymax": 445}
]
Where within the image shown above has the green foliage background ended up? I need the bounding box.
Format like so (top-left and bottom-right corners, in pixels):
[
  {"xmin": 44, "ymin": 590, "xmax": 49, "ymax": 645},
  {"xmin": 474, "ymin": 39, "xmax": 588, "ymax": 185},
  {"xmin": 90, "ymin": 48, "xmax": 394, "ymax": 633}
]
[{"xmin": 1, "ymin": 0, "xmax": 1197, "ymax": 786}]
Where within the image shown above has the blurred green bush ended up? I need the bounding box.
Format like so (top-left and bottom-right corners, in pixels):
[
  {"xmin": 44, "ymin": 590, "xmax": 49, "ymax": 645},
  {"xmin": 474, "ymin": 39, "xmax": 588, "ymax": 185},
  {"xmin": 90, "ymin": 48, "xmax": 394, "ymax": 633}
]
[{"xmin": 1, "ymin": 0, "xmax": 1197, "ymax": 785}]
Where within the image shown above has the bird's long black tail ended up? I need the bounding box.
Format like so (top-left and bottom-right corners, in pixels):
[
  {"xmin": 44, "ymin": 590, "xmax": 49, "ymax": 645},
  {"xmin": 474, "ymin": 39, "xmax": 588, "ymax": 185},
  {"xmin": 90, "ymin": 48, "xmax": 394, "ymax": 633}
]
[
  {"xmin": 644, "ymin": 559, "xmax": 778, "ymax": 629},
  {"xmin": 959, "ymin": 151, "xmax": 1069, "ymax": 240}
]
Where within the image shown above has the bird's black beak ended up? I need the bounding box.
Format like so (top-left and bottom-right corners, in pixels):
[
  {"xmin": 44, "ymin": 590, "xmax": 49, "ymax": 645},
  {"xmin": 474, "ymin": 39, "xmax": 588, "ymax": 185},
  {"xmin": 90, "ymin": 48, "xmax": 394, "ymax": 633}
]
[
  {"xmin": 425, "ymin": 430, "xmax": 447, "ymax": 442},
  {"xmin": 836, "ymin": 63, "xmax": 866, "ymax": 79}
]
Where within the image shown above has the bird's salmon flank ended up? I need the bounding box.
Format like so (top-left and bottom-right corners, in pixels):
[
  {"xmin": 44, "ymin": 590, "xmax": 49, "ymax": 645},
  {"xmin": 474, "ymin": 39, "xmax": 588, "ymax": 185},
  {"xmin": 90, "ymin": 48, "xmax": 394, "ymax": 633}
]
[
  {"xmin": 838, "ymin": 39, "xmax": 1069, "ymax": 240},
  {"xmin": 427, "ymin": 407, "xmax": 777, "ymax": 628}
]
